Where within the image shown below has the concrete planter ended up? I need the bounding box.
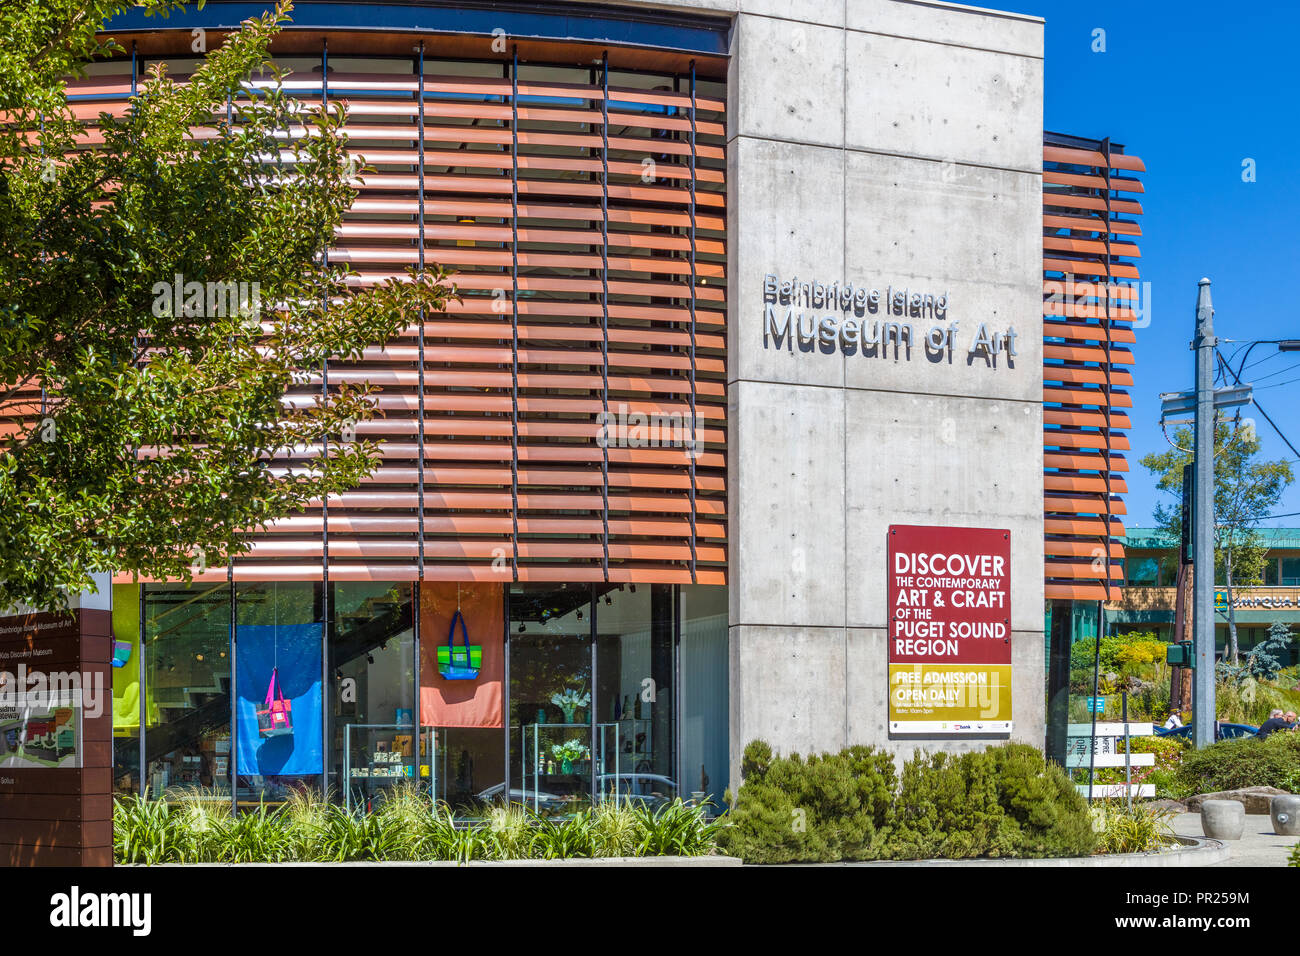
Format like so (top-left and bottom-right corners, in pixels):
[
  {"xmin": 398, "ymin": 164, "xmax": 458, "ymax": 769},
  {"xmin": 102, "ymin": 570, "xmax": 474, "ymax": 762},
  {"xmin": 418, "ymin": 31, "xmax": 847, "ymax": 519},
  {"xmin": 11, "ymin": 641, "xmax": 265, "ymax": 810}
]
[
  {"xmin": 1270, "ymin": 795, "xmax": 1300, "ymax": 836},
  {"xmin": 1200, "ymin": 799, "xmax": 1246, "ymax": 840}
]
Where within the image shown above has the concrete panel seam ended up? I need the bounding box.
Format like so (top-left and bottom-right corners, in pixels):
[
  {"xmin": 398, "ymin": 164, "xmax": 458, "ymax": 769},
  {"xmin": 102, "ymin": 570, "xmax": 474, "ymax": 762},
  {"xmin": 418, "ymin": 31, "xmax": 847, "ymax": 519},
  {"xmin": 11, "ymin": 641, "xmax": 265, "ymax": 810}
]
[
  {"xmin": 726, "ymin": 134, "xmax": 1043, "ymax": 177},
  {"xmin": 844, "ymin": 146, "xmax": 1044, "ymax": 177},
  {"xmin": 724, "ymin": 132, "xmax": 847, "ymax": 154},
  {"xmin": 842, "ymin": 142, "xmax": 1042, "ymax": 176},
  {"xmin": 845, "ymin": 27, "xmax": 1044, "ymax": 61},
  {"xmin": 725, "ymin": 379, "xmax": 1044, "ymax": 407},
  {"xmin": 730, "ymin": 622, "xmax": 861, "ymax": 631}
]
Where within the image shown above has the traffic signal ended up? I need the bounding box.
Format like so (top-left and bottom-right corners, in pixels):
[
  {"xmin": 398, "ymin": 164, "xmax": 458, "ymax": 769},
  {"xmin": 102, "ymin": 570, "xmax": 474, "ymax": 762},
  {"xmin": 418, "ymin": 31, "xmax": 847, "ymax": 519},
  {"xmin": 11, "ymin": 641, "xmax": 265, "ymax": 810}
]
[{"xmin": 1166, "ymin": 641, "xmax": 1195, "ymax": 667}]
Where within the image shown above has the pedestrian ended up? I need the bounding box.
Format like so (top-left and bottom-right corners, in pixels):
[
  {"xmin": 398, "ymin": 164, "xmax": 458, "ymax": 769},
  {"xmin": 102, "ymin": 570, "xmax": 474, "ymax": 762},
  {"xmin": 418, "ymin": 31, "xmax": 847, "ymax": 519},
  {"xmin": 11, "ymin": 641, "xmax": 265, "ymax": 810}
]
[
  {"xmin": 1286, "ymin": 711, "xmax": 1298, "ymax": 730},
  {"xmin": 1255, "ymin": 709, "xmax": 1290, "ymax": 739},
  {"xmin": 1163, "ymin": 710, "xmax": 1184, "ymax": 730}
]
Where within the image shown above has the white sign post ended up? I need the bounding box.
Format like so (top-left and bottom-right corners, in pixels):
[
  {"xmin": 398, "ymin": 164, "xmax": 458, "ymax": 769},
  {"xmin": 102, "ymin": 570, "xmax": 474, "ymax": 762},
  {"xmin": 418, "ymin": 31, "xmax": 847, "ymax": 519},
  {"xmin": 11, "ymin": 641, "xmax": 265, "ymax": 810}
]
[{"xmin": 1065, "ymin": 723, "xmax": 1156, "ymax": 799}]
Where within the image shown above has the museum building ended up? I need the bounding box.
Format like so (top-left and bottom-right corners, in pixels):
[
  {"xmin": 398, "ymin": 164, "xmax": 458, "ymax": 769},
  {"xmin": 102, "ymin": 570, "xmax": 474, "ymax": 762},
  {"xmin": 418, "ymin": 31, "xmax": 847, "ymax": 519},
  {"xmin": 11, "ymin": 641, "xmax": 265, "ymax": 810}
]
[{"xmin": 3, "ymin": 0, "xmax": 1146, "ymax": 864}]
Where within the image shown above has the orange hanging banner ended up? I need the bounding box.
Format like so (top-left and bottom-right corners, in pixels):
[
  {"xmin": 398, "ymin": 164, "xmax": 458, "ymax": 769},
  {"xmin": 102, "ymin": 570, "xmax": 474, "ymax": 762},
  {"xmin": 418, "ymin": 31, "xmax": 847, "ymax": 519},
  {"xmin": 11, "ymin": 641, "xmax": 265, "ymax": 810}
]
[{"xmin": 419, "ymin": 583, "xmax": 504, "ymax": 729}]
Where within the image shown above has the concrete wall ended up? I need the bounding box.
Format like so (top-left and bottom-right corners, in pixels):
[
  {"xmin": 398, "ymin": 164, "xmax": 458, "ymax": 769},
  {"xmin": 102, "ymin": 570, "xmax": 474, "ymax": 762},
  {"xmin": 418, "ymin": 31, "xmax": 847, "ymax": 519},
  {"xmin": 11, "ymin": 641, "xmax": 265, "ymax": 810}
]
[
  {"xmin": 719, "ymin": 0, "xmax": 1045, "ymax": 775},
  {"xmin": 568, "ymin": 0, "xmax": 1046, "ymax": 774}
]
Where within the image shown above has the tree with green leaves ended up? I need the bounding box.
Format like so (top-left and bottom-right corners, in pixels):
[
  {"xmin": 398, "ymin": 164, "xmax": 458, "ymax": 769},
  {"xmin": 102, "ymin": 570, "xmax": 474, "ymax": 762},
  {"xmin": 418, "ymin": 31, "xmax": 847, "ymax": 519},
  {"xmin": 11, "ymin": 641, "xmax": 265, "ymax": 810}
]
[
  {"xmin": 1141, "ymin": 421, "xmax": 1294, "ymax": 663},
  {"xmin": 0, "ymin": 1, "xmax": 453, "ymax": 610}
]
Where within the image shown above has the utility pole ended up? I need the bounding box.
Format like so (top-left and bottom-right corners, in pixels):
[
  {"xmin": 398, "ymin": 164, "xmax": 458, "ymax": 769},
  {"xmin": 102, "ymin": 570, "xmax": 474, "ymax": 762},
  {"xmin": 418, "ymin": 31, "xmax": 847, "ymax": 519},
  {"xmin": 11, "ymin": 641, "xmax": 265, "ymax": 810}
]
[{"xmin": 1192, "ymin": 278, "xmax": 1216, "ymax": 749}]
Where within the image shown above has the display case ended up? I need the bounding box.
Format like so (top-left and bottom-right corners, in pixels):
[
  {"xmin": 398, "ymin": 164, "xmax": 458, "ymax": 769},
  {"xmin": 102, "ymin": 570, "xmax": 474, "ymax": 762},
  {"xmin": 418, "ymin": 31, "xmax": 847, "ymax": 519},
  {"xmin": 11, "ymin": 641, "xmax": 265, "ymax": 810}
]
[{"xmin": 343, "ymin": 722, "xmax": 435, "ymax": 811}]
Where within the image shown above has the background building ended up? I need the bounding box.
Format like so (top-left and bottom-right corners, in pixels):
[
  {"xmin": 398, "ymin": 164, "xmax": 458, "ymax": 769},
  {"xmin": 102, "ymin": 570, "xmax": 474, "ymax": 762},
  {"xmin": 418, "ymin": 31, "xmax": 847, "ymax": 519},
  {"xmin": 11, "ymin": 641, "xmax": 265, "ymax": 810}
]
[{"xmin": 1110, "ymin": 527, "xmax": 1300, "ymax": 667}]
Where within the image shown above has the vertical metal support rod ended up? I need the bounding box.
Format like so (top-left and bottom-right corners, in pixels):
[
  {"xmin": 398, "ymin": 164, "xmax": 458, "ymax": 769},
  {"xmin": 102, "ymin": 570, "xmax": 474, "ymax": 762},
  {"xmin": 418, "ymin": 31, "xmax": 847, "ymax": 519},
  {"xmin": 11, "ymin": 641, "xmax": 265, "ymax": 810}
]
[
  {"xmin": 137, "ymin": 583, "xmax": 146, "ymax": 796},
  {"xmin": 672, "ymin": 585, "xmax": 683, "ymax": 802},
  {"xmin": 1122, "ymin": 691, "xmax": 1132, "ymax": 809},
  {"xmin": 228, "ymin": 563, "xmax": 237, "ymax": 813},
  {"xmin": 1087, "ymin": 599, "xmax": 1102, "ymax": 801},
  {"xmin": 589, "ymin": 584, "xmax": 598, "ymax": 807},
  {"xmin": 687, "ymin": 62, "xmax": 698, "ymax": 583},
  {"xmin": 502, "ymin": 585, "xmax": 511, "ymax": 804},
  {"xmin": 413, "ymin": 45, "xmax": 426, "ymax": 747},
  {"xmin": 1193, "ymin": 278, "xmax": 1217, "ymax": 749},
  {"xmin": 510, "ymin": 50, "xmax": 520, "ymax": 581},
  {"xmin": 600, "ymin": 54, "xmax": 610, "ymax": 580},
  {"xmin": 320, "ymin": 38, "xmax": 332, "ymax": 784},
  {"xmin": 131, "ymin": 42, "xmax": 137, "ymax": 96},
  {"xmin": 416, "ymin": 47, "xmax": 426, "ymax": 586},
  {"xmin": 1100, "ymin": 140, "xmax": 1113, "ymax": 606}
]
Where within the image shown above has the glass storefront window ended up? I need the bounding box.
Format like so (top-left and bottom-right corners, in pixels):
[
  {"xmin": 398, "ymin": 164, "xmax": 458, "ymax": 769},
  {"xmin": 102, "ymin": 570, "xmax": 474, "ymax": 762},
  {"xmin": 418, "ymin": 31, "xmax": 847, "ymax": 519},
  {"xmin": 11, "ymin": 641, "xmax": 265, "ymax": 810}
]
[
  {"xmin": 1125, "ymin": 556, "xmax": 1159, "ymax": 586},
  {"xmin": 112, "ymin": 584, "xmax": 142, "ymax": 796},
  {"xmin": 1281, "ymin": 557, "xmax": 1300, "ymax": 586},
  {"xmin": 596, "ymin": 584, "xmax": 677, "ymax": 808},
  {"xmin": 509, "ymin": 584, "xmax": 594, "ymax": 814},
  {"xmin": 330, "ymin": 583, "xmax": 414, "ymax": 810},
  {"xmin": 420, "ymin": 582, "xmax": 506, "ymax": 814},
  {"xmin": 127, "ymin": 579, "xmax": 731, "ymax": 812},
  {"xmin": 142, "ymin": 583, "xmax": 231, "ymax": 800},
  {"xmin": 1265, "ymin": 557, "xmax": 1281, "ymax": 585},
  {"xmin": 234, "ymin": 582, "xmax": 324, "ymax": 804},
  {"xmin": 679, "ymin": 585, "xmax": 729, "ymax": 811}
]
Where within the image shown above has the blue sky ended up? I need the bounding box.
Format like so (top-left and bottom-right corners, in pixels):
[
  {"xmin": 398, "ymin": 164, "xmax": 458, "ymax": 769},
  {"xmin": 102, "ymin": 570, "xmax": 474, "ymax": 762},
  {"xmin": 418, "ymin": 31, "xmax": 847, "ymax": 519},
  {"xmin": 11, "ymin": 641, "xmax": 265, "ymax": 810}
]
[{"xmin": 993, "ymin": 0, "xmax": 1300, "ymax": 528}]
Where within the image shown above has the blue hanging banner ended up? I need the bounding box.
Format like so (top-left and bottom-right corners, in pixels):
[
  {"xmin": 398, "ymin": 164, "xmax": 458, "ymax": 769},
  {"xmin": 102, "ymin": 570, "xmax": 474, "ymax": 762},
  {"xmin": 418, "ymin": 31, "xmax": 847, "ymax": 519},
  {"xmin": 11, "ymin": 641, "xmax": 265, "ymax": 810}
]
[{"xmin": 236, "ymin": 622, "xmax": 323, "ymax": 776}]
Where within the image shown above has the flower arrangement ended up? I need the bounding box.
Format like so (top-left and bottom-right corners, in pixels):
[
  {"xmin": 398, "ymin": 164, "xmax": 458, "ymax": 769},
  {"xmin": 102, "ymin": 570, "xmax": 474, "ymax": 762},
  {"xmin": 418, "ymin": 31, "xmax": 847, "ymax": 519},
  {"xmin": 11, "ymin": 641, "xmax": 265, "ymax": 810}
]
[
  {"xmin": 551, "ymin": 740, "xmax": 590, "ymax": 763},
  {"xmin": 550, "ymin": 688, "xmax": 590, "ymax": 723}
]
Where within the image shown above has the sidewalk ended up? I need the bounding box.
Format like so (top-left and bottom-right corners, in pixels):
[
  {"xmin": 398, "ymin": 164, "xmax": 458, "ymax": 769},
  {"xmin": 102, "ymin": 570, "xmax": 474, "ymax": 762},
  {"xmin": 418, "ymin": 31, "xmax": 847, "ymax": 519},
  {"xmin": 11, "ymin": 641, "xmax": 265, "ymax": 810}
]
[{"xmin": 1172, "ymin": 812, "xmax": 1298, "ymax": 867}]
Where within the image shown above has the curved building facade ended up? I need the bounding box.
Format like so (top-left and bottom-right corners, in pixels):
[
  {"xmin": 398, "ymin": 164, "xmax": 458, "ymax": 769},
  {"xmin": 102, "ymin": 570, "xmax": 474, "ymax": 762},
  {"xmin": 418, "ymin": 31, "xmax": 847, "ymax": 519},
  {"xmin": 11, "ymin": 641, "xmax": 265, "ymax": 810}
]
[{"xmin": 8, "ymin": 1, "xmax": 1147, "ymax": 858}]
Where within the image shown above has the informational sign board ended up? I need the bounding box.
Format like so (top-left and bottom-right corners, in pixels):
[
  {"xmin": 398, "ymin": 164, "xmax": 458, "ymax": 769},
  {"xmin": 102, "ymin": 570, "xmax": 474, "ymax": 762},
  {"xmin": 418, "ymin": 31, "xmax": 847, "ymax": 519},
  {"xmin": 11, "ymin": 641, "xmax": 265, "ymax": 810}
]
[
  {"xmin": 0, "ymin": 613, "xmax": 84, "ymax": 769},
  {"xmin": 0, "ymin": 607, "xmax": 112, "ymax": 866},
  {"xmin": 887, "ymin": 525, "xmax": 1012, "ymax": 735}
]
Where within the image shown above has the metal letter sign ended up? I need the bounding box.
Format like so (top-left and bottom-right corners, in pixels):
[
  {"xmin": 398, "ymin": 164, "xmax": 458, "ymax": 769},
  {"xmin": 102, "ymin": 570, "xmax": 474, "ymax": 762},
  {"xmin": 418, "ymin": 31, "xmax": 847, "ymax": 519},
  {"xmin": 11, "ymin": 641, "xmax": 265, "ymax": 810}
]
[{"xmin": 887, "ymin": 525, "xmax": 1013, "ymax": 735}]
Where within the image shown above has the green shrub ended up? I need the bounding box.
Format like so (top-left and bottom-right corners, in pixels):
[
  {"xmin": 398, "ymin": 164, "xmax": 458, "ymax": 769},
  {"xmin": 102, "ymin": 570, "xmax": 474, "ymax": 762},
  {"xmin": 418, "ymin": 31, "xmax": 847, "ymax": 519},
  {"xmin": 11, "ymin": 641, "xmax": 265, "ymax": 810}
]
[
  {"xmin": 892, "ymin": 748, "xmax": 1023, "ymax": 859},
  {"xmin": 1092, "ymin": 799, "xmax": 1177, "ymax": 854},
  {"xmin": 1175, "ymin": 732, "xmax": 1300, "ymax": 794},
  {"xmin": 717, "ymin": 741, "xmax": 896, "ymax": 863},
  {"xmin": 990, "ymin": 743, "xmax": 1095, "ymax": 857},
  {"xmin": 114, "ymin": 792, "xmax": 185, "ymax": 864},
  {"xmin": 717, "ymin": 740, "xmax": 1095, "ymax": 863},
  {"xmin": 113, "ymin": 787, "xmax": 719, "ymax": 863},
  {"xmin": 1216, "ymin": 679, "xmax": 1300, "ymax": 726}
]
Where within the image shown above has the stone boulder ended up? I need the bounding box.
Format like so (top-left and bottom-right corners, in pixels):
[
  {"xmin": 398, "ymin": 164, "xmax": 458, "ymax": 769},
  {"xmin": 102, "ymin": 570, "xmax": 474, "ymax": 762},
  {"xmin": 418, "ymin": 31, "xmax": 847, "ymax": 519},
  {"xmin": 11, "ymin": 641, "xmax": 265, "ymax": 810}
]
[{"xmin": 1185, "ymin": 786, "xmax": 1290, "ymax": 814}]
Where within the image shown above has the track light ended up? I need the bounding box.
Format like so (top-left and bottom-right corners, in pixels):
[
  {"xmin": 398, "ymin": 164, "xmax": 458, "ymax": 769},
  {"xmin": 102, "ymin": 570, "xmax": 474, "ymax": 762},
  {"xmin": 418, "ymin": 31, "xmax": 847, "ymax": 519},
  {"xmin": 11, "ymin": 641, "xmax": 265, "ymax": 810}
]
[
  {"xmin": 576, "ymin": 609, "xmax": 583, "ymax": 621},
  {"xmin": 518, "ymin": 623, "xmax": 526, "ymax": 633}
]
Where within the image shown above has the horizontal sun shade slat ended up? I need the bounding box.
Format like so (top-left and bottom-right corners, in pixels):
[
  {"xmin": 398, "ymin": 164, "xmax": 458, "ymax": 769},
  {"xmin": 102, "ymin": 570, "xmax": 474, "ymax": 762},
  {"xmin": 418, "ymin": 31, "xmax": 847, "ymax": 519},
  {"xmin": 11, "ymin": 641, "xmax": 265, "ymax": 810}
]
[
  {"xmin": 93, "ymin": 43, "xmax": 727, "ymax": 586},
  {"xmin": 1042, "ymin": 137, "xmax": 1143, "ymax": 602}
]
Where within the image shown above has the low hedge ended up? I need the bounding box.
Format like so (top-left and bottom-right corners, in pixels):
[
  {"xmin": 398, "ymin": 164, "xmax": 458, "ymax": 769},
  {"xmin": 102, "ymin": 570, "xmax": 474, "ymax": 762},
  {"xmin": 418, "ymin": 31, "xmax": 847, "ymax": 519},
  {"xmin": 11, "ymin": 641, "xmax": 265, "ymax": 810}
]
[
  {"xmin": 1174, "ymin": 732, "xmax": 1300, "ymax": 795},
  {"xmin": 115, "ymin": 789, "xmax": 722, "ymax": 864},
  {"xmin": 717, "ymin": 740, "xmax": 1095, "ymax": 863}
]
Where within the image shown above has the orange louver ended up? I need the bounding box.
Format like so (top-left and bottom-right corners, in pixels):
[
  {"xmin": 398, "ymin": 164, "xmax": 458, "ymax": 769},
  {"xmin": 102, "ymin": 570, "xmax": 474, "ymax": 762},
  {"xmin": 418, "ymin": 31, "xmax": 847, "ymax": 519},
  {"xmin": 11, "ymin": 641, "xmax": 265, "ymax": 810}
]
[
  {"xmin": 1042, "ymin": 133, "xmax": 1144, "ymax": 602},
  {"xmin": 73, "ymin": 39, "xmax": 727, "ymax": 588}
]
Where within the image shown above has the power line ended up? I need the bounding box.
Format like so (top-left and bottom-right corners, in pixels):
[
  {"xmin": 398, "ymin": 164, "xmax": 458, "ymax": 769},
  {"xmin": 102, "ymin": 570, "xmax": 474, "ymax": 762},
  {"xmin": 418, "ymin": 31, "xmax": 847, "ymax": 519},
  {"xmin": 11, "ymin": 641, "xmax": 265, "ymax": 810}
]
[
  {"xmin": 1241, "ymin": 349, "xmax": 1294, "ymax": 375},
  {"xmin": 1217, "ymin": 350, "xmax": 1300, "ymax": 461},
  {"xmin": 1245, "ymin": 360, "xmax": 1300, "ymax": 385}
]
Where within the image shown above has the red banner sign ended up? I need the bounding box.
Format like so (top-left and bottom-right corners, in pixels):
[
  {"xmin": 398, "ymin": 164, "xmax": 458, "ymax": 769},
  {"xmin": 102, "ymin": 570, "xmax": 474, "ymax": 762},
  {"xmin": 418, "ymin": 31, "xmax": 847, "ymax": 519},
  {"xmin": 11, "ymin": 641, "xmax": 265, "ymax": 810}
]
[{"xmin": 887, "ymin": 525, "xmax": 1012, "ymax": 734}]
